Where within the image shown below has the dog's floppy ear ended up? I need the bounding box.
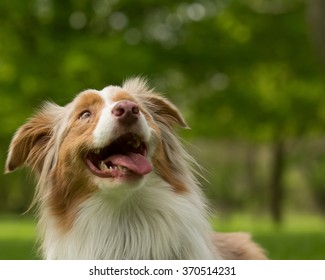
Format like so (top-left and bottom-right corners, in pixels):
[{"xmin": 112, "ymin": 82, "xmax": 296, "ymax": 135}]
[
  {"xmin": 144, "ymin": 93, "xmax": 189, "ymax": 129},
  {"xmin": 5, "ymin": 102, "xmax": 63, "ymax": 173}
]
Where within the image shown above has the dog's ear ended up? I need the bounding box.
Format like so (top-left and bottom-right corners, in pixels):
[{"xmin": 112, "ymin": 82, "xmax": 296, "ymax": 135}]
[
  {"xmin": 5, "ymin": 102, "xmax": 63, "ymax": 173},
  {"xmin": 123, "ymin": 77, "xmax": 188, "ymax": 128},
  {"xmin": 144, "ymin": 93, "xmax": 189, "ymax": 129}
]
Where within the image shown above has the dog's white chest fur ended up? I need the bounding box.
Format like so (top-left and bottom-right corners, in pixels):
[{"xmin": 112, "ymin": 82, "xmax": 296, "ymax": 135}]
[{"xmin": 42, "ymin": 176, "xmax": 217, "ymax": 260}]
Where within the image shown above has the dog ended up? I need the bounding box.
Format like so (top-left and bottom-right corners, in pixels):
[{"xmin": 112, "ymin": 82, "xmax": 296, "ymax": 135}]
[{"xmin": 5, "ymin": 77, "xmax": 267, "ymax": 259}]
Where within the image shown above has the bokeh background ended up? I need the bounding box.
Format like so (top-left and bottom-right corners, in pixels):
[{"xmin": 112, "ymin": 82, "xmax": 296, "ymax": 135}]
[{"xmin": 1, "ymin": 0, "xmax": 324, "ymax": 259}]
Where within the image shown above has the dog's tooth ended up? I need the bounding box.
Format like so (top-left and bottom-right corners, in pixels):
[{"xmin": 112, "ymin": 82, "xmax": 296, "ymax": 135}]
[
  {"xmin": 117, "ymin": 165, "xmax": 127, "ymax": 172},
  {"xmin": 119, "ymin": 166, "xmax": 126, "ymax": 171},
  {"xmin": 99, "ymin": 161, "xmax": 104, "ymax": 170},
  {"xmin": 99, "ymin": 161, "xmax": 108, "ymax": 171}
]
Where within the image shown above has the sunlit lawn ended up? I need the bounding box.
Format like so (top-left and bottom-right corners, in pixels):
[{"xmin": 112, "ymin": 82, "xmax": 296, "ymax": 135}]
[
  {"xmin": 0, "ymin": 215, "xmax": 38, "ymax": 260},
  {"xmin": 0, "ymin": 213, "xmax": 324, "ymax": 260},
  {"xmin": 212, "ymin": 213, "xmax": 325, "ymax": 260}
]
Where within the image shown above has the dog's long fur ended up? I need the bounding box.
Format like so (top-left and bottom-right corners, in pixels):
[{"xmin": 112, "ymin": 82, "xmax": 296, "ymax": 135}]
[{"xmin": 5, "ymin": 78, "xmax": 267, "ymax": 260}]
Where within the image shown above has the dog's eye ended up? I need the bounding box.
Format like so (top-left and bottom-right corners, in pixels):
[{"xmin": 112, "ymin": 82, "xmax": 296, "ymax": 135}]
[{"xmin": 79, "ymin": 110, "xmax": 92, "ymax": 120}]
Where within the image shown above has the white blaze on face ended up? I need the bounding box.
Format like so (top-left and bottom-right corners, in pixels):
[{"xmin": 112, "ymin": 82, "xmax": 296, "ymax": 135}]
[
  {"xmin": 93, "ymin": 86, "xmax": 123, "ymax": 147},
  {"xmin": 92, "ymin": 86, "xmax": 152, "ymax": 149}
]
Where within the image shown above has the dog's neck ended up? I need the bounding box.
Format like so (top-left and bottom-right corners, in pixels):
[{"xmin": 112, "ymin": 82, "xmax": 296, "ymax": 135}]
[{"xmin": 39, "ymin": 174, "xmax": 218, "ymax": 259}]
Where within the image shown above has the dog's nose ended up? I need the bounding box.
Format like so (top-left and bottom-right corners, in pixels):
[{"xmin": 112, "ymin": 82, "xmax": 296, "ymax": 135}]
[{"xmin": 112, "ymin": 100, "xmax": 139, "ymax": 125}]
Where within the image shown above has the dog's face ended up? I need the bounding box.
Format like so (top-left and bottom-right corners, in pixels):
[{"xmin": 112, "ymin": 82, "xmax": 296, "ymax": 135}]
[
  {"xmin": 6, "ymin": 78, "xmax": 188, "ymax": 195},
  {"xmin": 61, "ymin": 87, "xmax": 155, "ymax": 186}
]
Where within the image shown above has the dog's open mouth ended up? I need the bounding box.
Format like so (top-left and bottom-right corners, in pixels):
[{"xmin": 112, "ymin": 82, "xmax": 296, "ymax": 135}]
[{"xmin": 85, "ymin": 133, "xmax": 153, "ymax": 179}]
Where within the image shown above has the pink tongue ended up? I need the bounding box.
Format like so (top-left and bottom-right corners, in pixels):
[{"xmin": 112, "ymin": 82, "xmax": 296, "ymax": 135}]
[{"xmin": 105, "ymin": 153, "xmax": 153, "ymax": 175}]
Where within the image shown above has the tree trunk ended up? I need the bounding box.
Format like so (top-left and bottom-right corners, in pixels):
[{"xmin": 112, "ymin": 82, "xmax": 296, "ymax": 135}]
[
  {"xmin": 308, "ymin": 0, "xmax": 325, "ymax": 65},
  {"xmin": 308, "ymin": 0, "xmax": 325, "ymax": 216},
  {"xmin": 270, "ymin": 139, "xmax": 285, "ymax": 224},
  {"xmin": 245, "ymin": 143, "xmax": 257, "ymax": 191}
]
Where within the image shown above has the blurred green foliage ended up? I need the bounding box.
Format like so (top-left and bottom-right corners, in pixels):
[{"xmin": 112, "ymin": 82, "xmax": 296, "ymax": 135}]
[{"xmin": 1, "ymin": 0, "xmax": 325, "ymax": 223}]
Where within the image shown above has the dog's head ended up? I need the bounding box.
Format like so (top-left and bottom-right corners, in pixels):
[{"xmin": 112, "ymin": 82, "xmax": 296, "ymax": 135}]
[{"xmin": 6, "ymin": 78, "xmax": 189, "ymax": 200}]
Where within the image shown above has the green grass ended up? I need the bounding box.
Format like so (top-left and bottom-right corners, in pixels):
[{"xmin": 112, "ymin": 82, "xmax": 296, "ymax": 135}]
[
  {"xmin": 0, "ymin": 215, "xmax": 38, "ymax": 259},
  {"xmin": 212, "ymin": 213, "xmax": 325, "ymax": 260},
  {"xmin": 0, "ymin": 213, "xmax": 324, "ymax": 259}
]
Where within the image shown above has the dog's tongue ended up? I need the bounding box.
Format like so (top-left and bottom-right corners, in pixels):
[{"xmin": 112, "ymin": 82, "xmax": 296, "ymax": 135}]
[{"xmin": 105, "ymin": 153, "xmax": 152, "ymax": 175}]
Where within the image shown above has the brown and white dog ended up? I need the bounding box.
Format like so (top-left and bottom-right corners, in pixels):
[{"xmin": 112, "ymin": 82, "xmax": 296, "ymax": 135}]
[{"xmin": 5, "ymin": 78, "xmax": 266, "ymax": 260}]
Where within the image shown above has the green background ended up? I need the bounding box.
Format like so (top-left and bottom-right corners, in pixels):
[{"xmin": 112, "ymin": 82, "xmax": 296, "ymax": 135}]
[{"xmin": 0, "ymin": 0, "xmax": 324, "ymax": 259}]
